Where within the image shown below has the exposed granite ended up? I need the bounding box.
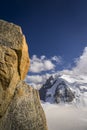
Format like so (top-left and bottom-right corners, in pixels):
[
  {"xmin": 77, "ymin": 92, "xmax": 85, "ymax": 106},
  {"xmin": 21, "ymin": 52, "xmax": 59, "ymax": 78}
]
[{"xmin": 0, "ymin": 20, "xmax": 48, "ymax": 130}]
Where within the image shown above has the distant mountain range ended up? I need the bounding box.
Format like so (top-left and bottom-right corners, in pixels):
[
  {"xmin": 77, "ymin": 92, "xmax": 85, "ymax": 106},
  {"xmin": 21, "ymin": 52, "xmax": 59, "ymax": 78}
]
[{"xmin": 39, "ymin": 73, "xmax": 87, "ymax": 106}]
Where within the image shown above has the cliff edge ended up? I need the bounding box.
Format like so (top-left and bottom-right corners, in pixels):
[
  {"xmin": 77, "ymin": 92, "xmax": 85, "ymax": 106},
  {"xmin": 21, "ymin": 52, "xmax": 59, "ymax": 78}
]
[{"xmin": 0, "ymin": 20, "xmax": 48, "ymax": 130}]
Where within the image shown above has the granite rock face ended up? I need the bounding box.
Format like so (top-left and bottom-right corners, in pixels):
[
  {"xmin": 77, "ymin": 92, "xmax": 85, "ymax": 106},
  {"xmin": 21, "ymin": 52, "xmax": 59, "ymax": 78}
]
[
  {"xmin": 0, "ymin": 81, "xmax": 48, "ymax": 130},
  {"xmin": 0, "ymin": 20, "xmax": 30, "ymax": 80},
  {"xmin": 0, "ymin": 20, "xmax": 48, "ymax": 130}
]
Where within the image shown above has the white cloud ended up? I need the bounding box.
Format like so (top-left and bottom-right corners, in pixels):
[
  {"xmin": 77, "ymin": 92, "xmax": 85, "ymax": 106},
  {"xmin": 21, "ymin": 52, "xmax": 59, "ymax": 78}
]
[
  {"xmin": 30, "ymin": 55, "xmax": 62, "ymax": 73},
  {"xmin": 44, "ymin": 60, "xmax": 55, "ymax": 70},
  {"xmin": 25, "ymin": 73, "xmax": 51, "ymax": 89},
  {"xmin": 41, "ymin": 55, "xmax": 46, "ymax": 60},
  {"xmin": 25, "ymin": 47, "xmax": 87, "ymax": 89},
  {"xmin": 72, "ymin": 47, "xmax": 87, "ymax": 75},
  {"xmin": 43, "ymin": 104, "xmax": 87, "ymax": 130},
  {"xmin": 51, "ymin": 56, "xmax": 62, "ymax": 63},
  {"xmin": 59, "ymin": 47, "xmax": 87, "ymax": 83},
  {"xmin": 26, "ymin": 75, "xmax": 43, "ymax": 83},
  {"xmin": 25, "ymin": 54, "xmax": 62, "ymax": 88}
]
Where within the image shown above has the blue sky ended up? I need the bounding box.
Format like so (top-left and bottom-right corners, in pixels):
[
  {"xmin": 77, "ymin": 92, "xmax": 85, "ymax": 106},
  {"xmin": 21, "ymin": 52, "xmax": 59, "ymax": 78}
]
[{"xmin": 1, "ymin": 0, "xmax": 87, "ymax": 86}]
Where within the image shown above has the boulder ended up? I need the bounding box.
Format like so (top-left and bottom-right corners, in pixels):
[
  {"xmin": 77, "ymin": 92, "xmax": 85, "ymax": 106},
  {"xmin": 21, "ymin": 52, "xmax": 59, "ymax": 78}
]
[{"xmin": 0, "ymin": 20, "xmax": 48, "ymax": 130}]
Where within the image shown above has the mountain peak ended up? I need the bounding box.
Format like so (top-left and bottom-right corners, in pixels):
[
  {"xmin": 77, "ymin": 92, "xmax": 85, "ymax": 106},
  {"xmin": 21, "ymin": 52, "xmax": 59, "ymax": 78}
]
[
  {"xmin": 39, "ymin": 74, "xmax": 87, "ymax": 106},
  {"xmin": 39, "ymin": 75, "xmax": 75, "ymax": 103}
]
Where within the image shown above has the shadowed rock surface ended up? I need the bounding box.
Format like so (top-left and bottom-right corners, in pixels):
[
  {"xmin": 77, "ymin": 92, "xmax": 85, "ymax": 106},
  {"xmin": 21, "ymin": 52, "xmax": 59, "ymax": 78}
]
[
  {"xmin": 39, "ymin": 76, "xmax": 75, "ymax": 103},
  {"xmin": 0, "ymin": 20, "xmax": 48, "ymax": 130}
]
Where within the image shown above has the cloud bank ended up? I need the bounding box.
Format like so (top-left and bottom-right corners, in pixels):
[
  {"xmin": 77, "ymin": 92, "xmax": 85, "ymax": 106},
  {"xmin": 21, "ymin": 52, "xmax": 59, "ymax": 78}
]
[
  {"xmin": 25, "ymin": 46, "xmax": 87, "ymax": 88},
  {"xmin": 29, "ymin": 55, "xmax": 62, "ymax": 73},
  {"xmin": 25, "ymin": 73, "xmax": 51, "ymax": 89},
  {"xmin": 73, "ymin": 47, "xmax": 87, "ymax": 75},
  {"xmin": 42, "ymin": 103, "xmax": 87, "ymax": 130}
]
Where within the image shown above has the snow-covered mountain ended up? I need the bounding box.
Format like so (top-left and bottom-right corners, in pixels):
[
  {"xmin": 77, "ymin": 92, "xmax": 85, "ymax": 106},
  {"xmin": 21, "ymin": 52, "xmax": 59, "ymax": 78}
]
[{"xmin": 39, "ymin": 73, "xmax": 87, "ymax": 106}]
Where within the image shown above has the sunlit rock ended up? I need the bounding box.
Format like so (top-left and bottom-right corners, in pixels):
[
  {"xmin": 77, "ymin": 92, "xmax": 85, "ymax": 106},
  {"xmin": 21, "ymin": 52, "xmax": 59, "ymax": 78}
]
[{"xmin": 0, "ymin": 20, "xmax": 48, "ymax": 130}]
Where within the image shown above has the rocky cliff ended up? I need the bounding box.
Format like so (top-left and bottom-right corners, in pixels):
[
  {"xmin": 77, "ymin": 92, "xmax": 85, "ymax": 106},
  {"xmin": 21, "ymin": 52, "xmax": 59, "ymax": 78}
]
[
  {"xmin": 39, "ymin": 76, "xmax": 75, "ymax": 103},
  {"xmin": 0, "ymin": 20, "xmax": 48, "ymax": 130}
]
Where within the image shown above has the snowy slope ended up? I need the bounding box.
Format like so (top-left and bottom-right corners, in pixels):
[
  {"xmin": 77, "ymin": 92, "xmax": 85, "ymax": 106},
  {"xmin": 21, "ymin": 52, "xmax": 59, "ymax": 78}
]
[
  {"xmin": 60, "ymin": 72, "xmax": 87, "ymax": 106},
  {"xmin": 39, "ymin": 73, "xmax": 87, "ymax": 106}
]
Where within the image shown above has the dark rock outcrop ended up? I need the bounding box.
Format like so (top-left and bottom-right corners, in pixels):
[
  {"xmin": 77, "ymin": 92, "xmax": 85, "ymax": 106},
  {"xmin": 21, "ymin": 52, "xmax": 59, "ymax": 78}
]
[
  {"xmin": 39, "ymin": 76, "xmax": 75, "ymax": 103},
  {"xmin": 0, "ymin": 20, "xmax": 48, "ymax": 130},
  {"xmin": 54, "ymin": 81, "xmax": 75, "ymax": 103}
]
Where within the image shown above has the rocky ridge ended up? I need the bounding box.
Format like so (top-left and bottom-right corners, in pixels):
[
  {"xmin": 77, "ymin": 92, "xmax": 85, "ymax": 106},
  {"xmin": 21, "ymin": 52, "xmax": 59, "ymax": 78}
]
[
  {"xmin": 39, "ymin": 76, "xmax": 75, "ymax": 104},
  {"xmin": 0, "ymin": 20, "xmax": 48, "ymax": 130},
  {"xmin": 39, "ymin": 74, "xmax": 87, "ymax": 106}
]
